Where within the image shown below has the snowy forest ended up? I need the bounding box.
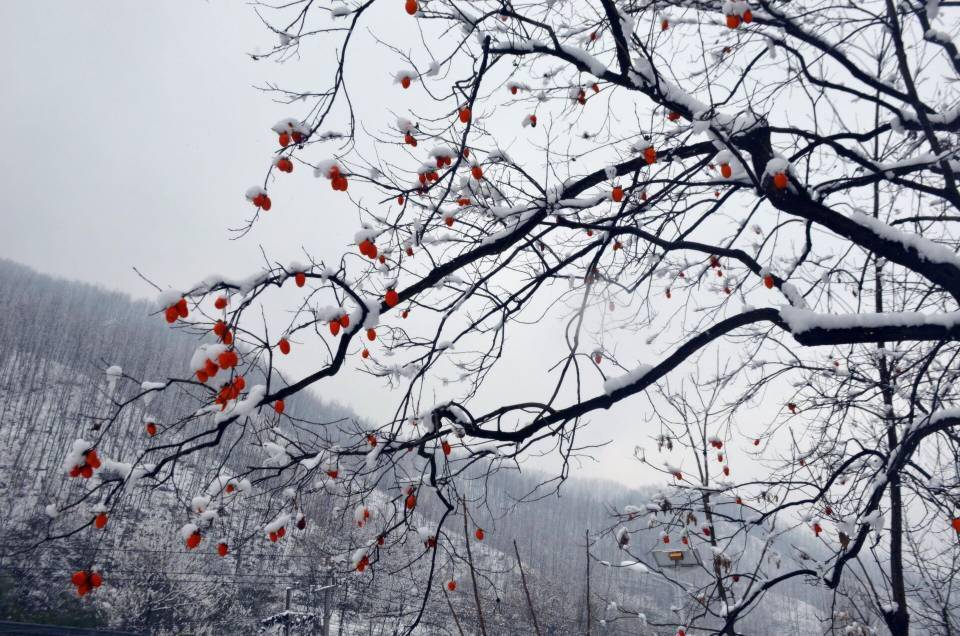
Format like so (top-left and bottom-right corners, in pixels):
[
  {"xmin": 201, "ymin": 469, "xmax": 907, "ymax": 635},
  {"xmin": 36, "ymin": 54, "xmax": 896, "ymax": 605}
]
[
  {"xmin": 4, "ymin": 0, "xmax": 960, "ymax": 634},
  {"xmin": 0, "ymin": 259, "xmax": 831, "ymax": 633}
]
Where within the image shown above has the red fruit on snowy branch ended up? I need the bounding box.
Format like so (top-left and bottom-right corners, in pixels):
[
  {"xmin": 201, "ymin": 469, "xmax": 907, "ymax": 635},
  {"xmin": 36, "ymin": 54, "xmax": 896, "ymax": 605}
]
[
  {"xmin": 203, "ymin": 359, "xmax": 218, "ymax": 378},
  {"xmin": 278, "ymin": 338, "xmax": 291, "ymax": 355},
  {"xmin": 404, "ymin": 0, "xmax": 417, "ymax": 15},
  {"xmin": 273, "ymin": 400, "xmax": 285, "ymax": 414},
  {"xmin": 217, "ymin": 542, "xmax": 229, "ymax": 557},
  {"xmin": 385, "ymin": 289, "xmax": 399, "ymax": 307},
  {"xmin": 250, "ymin": 192, "xmax": 272, "ymax": 211},
  {"xmin": 772, "ymin": 172, "xmax": 789, "ymax": 190},
  {"xmin": 217, "ymin": 350, "xmax": 238, "ymax": 370},
  {"xmin": 164, "ymin": 298, "xmax": 188, "ymax": 323},
  {"xmin": 186, "ymin": 531, "xmax": 202, "ymax": 550},
  {"xmin": 146, "ymin": 422, "xmax": 157, "ymax": 437},
  {"xmin": 94, "ymin": 513, "xmax": 108, "ymax": 529},
  {"xmin": 359, "ymin": 239, "xmax": 377, "ymax": 258},
  {"xmin": 329, "ymin": 321, "xmax": 341, "ymax": 337},
  {"xmin": 447, "ymin": 580, "xmax": 457, "ymax": 591},
  {"xmin": 294, "ymin": 272, "xmax": 306, "ymax": 287},
  {"xmin": 612, "ymin": 186, "xmax": 624, "ymax": 202},
  {"xmin": 458, "ymin": 107, "xmax": 471, "ymax": 123},
  {"xmin": 276, "ymin": 158, "xmax": 293, "ymax": 173}
]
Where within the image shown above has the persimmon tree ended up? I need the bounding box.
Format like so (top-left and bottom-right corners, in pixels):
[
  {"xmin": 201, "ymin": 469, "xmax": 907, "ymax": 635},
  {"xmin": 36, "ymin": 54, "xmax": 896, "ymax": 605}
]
[{"xmin": 44, "ymin": 0, "xmax": 960, "ymax": 633}]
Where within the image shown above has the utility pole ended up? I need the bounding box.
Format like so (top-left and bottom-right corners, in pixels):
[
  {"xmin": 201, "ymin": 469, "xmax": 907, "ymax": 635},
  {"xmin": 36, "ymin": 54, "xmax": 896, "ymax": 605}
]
[
  {"xmin": 585, "ymin": 529, "xmax": 592, "ymax": 636},
  {"xmin": 284, "ymin": 586, "xmax": 292, "ymax": 636},
  {"xmin": 461, "ymin": 496, "xmax": 487, "ymax": 636},
  {"xmin": 322, "ymin": 569, "xmax": 333, "ymax": 636}
]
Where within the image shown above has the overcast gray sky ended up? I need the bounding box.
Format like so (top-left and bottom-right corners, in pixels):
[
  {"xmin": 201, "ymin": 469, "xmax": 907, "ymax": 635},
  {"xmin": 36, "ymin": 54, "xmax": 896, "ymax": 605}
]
[{"xmin": 2, "ymin": 1, "xmax": 785, "ymax": 488}]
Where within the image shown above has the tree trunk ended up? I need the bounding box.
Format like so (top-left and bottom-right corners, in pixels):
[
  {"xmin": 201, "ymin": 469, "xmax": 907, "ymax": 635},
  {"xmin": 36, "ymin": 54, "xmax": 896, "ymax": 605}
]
[
  {"xmin": 461, "ymin": 497, "xmax": 487, "ymax": 636},
  {"xmin": 513, "ymin": 540, "xmax": 543, "ymax": 636}
]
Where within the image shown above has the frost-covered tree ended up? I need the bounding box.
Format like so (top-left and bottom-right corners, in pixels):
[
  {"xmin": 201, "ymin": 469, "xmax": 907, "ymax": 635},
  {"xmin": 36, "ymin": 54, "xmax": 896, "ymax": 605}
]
[{"xmin": 40, "ymin": 0, "xmax": 960, "ymax": 633}]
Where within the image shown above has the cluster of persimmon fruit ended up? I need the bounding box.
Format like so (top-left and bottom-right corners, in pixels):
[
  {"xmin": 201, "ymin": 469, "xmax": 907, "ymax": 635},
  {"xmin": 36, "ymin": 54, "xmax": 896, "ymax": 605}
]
[
  {"xmin": 194, "ymin": 348, "xmax": 239, "ymax": 384},
  {"xmin": 725, "ymin": 8, "xmax": 753, "ymax": 28},
  {"xmin": 68, "ymin": 449, "xmax": 101, "ymax": 479},
  {"xmin": 250, "ymin": 191, "xmax": 272, "ymax": 211},
  {"xmin": 70, "ymin": 570, "xmax": 103, "ymax": 597},
  {"xmin": 164, "ymin": 298, "xmax": 189, "ymax": 323},
  {"xmin": 215, "ymin": 376, "xmax": 246, "ymax": 410}
]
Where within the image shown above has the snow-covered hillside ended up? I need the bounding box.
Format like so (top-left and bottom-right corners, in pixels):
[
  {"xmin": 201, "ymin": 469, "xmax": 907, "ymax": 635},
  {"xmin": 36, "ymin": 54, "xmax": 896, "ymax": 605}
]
[{"xmin": 0, "ymin": 259, "xmax": 833, "ymax": 634}]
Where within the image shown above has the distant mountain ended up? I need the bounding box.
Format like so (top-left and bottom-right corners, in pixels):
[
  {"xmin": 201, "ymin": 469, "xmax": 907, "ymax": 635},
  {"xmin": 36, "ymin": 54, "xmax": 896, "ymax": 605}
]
[{"xmin": 0, "ymin": 260, "xmax": 831, "ymax": 635}]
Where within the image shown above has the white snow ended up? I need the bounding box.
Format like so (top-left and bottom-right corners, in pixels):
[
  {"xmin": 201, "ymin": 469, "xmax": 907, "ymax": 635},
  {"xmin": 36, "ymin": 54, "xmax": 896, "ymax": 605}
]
[
  {"xmin": 603, "ymin": 364, "xmax": 653, "ymax": 395},
  {"xmin": 781, "ymin": 307, "xmax": 960, "ymax": 334}
]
